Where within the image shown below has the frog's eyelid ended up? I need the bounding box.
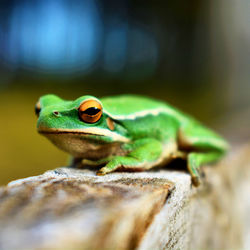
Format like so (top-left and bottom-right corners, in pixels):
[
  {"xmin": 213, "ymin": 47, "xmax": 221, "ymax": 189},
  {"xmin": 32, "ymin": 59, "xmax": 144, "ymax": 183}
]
[{"xmin": 77, "ymin": 98, "xmax": 103, "ymax": 109}]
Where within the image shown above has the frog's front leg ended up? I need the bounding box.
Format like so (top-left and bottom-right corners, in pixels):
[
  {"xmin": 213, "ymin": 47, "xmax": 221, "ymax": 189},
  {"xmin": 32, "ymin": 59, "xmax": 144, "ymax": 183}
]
[{"xmin": 96, "ymin": 138, "xmax": 164, "ymax": 175}]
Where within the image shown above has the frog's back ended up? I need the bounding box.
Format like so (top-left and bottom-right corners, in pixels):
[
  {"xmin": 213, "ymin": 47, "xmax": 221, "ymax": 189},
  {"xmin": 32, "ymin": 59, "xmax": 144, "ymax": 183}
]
[
  {"xmin": 101, "ymin": 95, "xmax": 186, "ymax": 121},
  {"xmin": 101, "ymin": 95, "xmax": 228, "ymax": 152}
]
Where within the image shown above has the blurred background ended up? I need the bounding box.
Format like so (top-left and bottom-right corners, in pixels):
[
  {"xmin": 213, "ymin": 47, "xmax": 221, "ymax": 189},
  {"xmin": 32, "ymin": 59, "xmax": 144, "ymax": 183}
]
[{"xmin": 0, "ymin": 0, "xmax": 249, "ymax": 185}]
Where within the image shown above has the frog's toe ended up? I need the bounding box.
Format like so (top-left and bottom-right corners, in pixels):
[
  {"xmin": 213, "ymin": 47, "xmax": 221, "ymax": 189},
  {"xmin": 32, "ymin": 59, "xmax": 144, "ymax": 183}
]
[
  {"xmin": 96, "ymin": 166, "xmax": 115, "ymax": 176},
  {"xmin": 191, "ymin": 175, "xmax": 201, "ymax": 187},
  {"xmin": 96, "ymin": 170, "xmax": 106, "ymax": 176}
]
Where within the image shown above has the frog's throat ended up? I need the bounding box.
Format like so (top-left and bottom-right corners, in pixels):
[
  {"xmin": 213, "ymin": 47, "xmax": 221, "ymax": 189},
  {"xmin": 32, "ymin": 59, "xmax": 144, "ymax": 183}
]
[{"xmin": 38, "ymin": 127, "xmax": 130, "ymax": 143}]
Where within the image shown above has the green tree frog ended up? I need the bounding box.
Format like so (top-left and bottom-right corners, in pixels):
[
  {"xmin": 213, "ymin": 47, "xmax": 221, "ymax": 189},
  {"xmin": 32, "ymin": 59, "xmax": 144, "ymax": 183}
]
[{"xmin": 35, "ymin": 94, "xmax": 228, "ymax": 186}]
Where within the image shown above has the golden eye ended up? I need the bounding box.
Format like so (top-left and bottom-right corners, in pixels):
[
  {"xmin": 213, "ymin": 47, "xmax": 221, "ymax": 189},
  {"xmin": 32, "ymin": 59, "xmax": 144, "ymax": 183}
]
[
  {"xmin": 78, "ymin": 99, "xmax": 102, "ymax": 123},
  {"xmin": 35, "ymin": 101, "xmax": 41, "ymax": 117}
]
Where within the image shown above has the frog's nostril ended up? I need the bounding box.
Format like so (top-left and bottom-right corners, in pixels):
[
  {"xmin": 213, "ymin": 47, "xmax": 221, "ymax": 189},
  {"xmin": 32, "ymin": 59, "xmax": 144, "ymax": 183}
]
[{"xmin": 53, "ymin": 111, "xmax": 60, "ymax": 116}]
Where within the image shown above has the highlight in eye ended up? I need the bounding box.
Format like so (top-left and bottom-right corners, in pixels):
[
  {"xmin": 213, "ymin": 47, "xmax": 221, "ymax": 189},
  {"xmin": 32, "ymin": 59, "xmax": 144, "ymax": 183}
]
[{"xmin": 78, "ymin": 99, "xmax": 102, "ymax": 123}]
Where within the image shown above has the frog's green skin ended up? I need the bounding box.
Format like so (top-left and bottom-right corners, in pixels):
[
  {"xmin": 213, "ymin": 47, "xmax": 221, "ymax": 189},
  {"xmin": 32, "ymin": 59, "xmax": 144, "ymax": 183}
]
[{"xmin": 36, "ymin": 94, "xmax": 229, "ymax": 186}]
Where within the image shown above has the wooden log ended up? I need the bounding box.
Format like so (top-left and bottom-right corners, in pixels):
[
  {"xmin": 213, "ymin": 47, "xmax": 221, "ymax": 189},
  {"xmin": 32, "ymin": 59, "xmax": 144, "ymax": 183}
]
[{"xmin": 0, "ymin": 144, "xmax": 249, "ymax": 250}]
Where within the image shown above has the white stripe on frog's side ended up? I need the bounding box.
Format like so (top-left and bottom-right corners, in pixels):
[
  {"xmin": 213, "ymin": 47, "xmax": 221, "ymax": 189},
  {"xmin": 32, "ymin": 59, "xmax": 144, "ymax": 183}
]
[
  {"xmin": 39, "ymin": 127, "xmax": 130, "ymax": 143},
  {"xmin": 104, "ymin": 107, "xmax": 184, "ymax": 121}
]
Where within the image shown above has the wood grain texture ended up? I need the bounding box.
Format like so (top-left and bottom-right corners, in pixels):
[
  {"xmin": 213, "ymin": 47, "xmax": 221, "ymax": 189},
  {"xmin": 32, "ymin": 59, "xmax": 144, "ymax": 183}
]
[{"xmin": 0, "ymin": 144, "xmax": 249, "ymax": 250}]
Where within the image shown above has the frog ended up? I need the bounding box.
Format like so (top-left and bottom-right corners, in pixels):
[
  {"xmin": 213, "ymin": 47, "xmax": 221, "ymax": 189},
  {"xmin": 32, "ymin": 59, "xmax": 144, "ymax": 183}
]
[{"xmin": 35, "ymin": 94, "xmax": 229, "ymax": 186}]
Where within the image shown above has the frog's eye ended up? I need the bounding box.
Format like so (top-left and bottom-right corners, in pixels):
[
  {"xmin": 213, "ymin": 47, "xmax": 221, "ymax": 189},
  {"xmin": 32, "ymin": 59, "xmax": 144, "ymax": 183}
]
[
  {"xmin": 35, "ymin": 101, "xmax": 41, "ymax": 117},
  {"xmin": 78, "ymin": 99, "xmax": 103, "ymax": 123}
]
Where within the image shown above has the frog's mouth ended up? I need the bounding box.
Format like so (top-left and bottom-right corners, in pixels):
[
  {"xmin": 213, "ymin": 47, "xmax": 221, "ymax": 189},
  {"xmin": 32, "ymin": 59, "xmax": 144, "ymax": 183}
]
[
  {"xmin": 39, "ymin": 130, "xmax": 100, "ymax": 136},
  {"xmin": 38, "ymin": 127, "xmax": 130, "ymax": 143}
]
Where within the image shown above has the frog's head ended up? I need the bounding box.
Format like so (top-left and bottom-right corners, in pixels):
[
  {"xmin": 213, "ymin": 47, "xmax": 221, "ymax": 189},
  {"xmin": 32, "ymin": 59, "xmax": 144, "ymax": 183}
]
[{"xmin": 35, "ymin": 94, "xmax": 130, "ymax": 157}]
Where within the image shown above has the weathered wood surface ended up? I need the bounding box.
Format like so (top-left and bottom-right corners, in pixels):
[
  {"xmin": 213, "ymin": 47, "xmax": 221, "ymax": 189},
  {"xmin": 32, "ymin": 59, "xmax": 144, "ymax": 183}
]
[{"xmin": 0, "ymin": 144, "xmax": 249, "ymax": 250}]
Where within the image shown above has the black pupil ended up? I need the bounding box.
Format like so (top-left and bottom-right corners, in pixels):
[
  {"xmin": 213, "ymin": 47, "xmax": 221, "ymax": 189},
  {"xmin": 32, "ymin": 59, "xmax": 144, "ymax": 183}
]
[{"xmin": 82, "ymin": 107, "xmax": 100, "ymax": 116}]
